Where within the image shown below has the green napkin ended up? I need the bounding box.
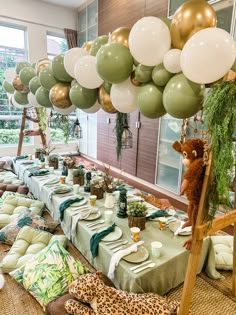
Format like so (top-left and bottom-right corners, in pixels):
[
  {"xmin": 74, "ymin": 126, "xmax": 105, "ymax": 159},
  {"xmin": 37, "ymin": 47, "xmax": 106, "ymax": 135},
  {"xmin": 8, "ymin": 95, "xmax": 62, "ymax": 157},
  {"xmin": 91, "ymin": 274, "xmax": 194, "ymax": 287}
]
[
  {"xmin": 14, "ymin": 155, "xmax": 28, "ymax": 161},
  {"xmin": 147, "ymin": 209, "xmax": 171, "ymax": 220},
  {"xmin": 28, "ymin": 169, "xmax": 49, "ymax": 177},
  {"xmin": 59, "ymin": 197, "xmax": 84, "ymax": 221},
  {"xmin": 90, "ymin": 223, "xmax": 116, "ymax": 258}
]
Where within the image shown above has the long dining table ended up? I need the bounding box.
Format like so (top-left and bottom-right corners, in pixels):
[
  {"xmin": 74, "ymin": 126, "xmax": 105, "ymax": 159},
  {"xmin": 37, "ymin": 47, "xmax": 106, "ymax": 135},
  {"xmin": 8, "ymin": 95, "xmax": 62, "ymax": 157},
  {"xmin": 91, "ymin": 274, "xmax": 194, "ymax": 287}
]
[{"xmin": 14, "ymin": 159, "xmax": 210, "ymax": 295}]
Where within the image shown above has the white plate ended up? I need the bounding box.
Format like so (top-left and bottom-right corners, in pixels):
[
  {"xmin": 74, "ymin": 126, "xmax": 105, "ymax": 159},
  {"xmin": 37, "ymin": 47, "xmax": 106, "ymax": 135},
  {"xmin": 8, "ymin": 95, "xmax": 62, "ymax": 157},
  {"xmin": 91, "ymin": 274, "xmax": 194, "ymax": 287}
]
[
  {"xmin": 70, "ymin": 198, "xmax": 87, "ymax": 207},
  {"xmin": 98, "ymin": 226, "xmax": 122, "ymax": 242},
  {"xmin": 54, "ymin": 186, "xmax": 72, "ymax": 194},
  {"xmin": 169, "ymin": 221, "xmax": 192, "ymax": 236},
  {"xmin": 83, "ymin": 210, "xmax": 101, "ymax": 221}
]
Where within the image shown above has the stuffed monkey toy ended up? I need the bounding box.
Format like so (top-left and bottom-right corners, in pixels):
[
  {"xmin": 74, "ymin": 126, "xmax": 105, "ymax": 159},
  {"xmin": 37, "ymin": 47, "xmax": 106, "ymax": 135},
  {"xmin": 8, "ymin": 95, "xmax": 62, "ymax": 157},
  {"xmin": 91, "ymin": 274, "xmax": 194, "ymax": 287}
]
[{"xmin": 172, "ymin": 138, "xmax": 206, "ymax": 249}]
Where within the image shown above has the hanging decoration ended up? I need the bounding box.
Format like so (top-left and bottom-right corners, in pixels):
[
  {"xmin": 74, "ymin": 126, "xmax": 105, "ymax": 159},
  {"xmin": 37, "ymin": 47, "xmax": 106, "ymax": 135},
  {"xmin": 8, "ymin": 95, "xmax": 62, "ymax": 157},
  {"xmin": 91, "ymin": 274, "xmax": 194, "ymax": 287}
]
[
  {"xmin": 115, "ymin": 113, "xmax": 133, "ymax": 160},
  {"xmin": 72, "ymin": 118, "xmax": 83, "ymax": 139}
]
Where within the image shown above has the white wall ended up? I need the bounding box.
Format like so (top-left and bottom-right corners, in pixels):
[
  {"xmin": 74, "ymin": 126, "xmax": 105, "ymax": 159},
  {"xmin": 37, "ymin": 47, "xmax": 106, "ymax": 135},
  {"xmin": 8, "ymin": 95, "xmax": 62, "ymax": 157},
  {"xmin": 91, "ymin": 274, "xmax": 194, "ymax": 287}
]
[{"xmin": 0, "ymin": 0, "xmax": 79, "ymax": 157}]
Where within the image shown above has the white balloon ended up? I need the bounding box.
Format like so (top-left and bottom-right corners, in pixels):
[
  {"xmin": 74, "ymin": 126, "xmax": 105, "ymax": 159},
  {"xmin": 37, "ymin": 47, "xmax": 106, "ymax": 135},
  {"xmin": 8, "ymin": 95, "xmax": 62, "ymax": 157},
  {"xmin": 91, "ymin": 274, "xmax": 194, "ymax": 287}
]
[
  {"xmin": 82, "ymin": 101, "xmax": 101, "ymax": 113},
  {"xmin": 4, "ymin": 68, "xmax": 16, "ymax": 82},
  {"xmin": 180, "ymin": 28, "xmax": 236, "ymax": 84},
  {"xmin": 10, "ymin": 95, "xmax": 32, "ymax": 108},
  {"xmin": 163, "ymin": 49, "xmax": 181, "ymax": 73},
  {"xmin": 64, "ymin": 48, "xmax": 88, "ymax": 78},
  {"xmin": 110, "ymin": 78, "xmax": 138, "ymax": 113},
  {"xmin": 74, "ymin": 55, "xmax": 103, "ymax": 89},
  {"xmin": 28, "ymin": 92, "xmax": 42, "ymax": 107},
  {"xmin": 129, "ymin": 16, "xmax": 171, "ymax": 66},
  {"xmin": 53, "ymin": 104, "xmax": 76, "ymax": 115}
]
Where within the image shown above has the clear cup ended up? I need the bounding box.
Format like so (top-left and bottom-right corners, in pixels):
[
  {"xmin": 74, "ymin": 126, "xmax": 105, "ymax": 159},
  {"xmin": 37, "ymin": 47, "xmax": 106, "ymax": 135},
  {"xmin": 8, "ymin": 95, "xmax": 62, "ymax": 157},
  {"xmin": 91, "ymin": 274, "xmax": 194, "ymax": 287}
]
[
  {"xmin": 130, "ymin": 227, "xmax": 140, "ymax": 242},
  {"xmin": 159, "ymin": 218, "xmax": 168, "ymax": 230},
  {"xmin": 151, "ymin": 241, "xmax": 163, "ymax": 258},
  {"xmin": 89, "ymin": 195, "xmax": 97, "ymax": 206},
  {"xmin": 104, "ymin": 210, "xmax": 113, "ymax": 224},
  {"xmin": 73, "ymin": 184, "xmax": 80, "ymax": 195}
]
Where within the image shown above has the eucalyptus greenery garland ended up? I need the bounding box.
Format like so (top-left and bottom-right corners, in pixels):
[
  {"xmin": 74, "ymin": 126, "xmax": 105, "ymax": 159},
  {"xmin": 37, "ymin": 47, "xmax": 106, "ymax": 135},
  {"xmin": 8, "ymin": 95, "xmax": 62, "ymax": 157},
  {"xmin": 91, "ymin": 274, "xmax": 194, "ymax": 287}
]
[
  {"xmin": 114, "ymin": 112, "xmax": 128, "ymax": 160},
  {"xmin": 204, "ymin": 81, "xmax": 236, "ymax": 217}
]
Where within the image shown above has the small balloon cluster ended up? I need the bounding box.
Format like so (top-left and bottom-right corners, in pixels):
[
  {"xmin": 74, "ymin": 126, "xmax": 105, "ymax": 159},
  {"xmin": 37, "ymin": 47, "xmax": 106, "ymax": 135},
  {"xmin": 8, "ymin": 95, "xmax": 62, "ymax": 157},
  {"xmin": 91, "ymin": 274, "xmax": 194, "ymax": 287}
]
[{"xmin": 3, "ymin": 0, "xmax": 236, "ymax": 119}]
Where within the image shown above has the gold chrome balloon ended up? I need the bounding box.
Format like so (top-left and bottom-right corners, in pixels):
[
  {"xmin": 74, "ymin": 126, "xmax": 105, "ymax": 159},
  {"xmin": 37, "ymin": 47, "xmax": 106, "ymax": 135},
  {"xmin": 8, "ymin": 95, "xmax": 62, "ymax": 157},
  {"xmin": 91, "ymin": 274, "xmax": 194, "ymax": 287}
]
[
  {"xmin": 109, "ymin": 27, "xmax": 130, "ymax": 48},
  {"xmin": 98, "ymin": 86, "xmax": 117, "ymax": 113},
  {"xmin": 170, "ymin": 0, "xmax": 217, "ymax": 50},
  {"xmin": 12, "ymin": 75, "xmax": 29, "ymax": 93},
  {"xmin": 130, "ymin": 71, "xmax": 142, "ymax": 87},
  {"xmin": 82, "ymin": 41, "xmax": 93, "ymax": 53},
  {"xmin": 49, "ymin": 83, "xmax": 72, "ymax": 108}
]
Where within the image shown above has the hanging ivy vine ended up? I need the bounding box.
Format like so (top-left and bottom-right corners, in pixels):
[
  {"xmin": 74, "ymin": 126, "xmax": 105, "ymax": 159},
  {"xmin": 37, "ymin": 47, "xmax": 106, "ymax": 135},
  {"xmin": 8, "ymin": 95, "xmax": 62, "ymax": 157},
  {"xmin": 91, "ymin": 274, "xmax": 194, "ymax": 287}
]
[
  {"xmin": 38, "ymin": 107, "xmax": 47, "ymax": 132},
  {"xmin": 203, "ymin": 80, "xmax": 236, "ymax": 217},
  {"xmin": 114, "ymin": 112, "xmax": 128, "ymax": 160},
  {"xmin": 55, "ymin": 113, "xmax": 71, "ymax": 144}
]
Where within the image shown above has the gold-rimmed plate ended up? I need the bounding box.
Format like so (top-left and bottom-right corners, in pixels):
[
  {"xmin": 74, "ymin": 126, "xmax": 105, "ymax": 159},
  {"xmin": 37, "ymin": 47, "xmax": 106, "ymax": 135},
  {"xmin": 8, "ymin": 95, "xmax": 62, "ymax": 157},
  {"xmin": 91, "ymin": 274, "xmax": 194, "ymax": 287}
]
[{"xmin": 122, "ymin": 245, "xmax": 149, "ymax": 263}]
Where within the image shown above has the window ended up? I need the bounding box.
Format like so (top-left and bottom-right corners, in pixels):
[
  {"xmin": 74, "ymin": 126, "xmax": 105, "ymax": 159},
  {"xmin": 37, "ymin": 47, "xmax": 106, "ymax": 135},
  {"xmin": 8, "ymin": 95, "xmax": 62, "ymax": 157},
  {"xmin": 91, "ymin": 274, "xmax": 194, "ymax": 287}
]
[
  {"xmin": 0, "ymin": 24, "xmax": 30, "ymax": 146},
  {"xmin": 46, "ymin": 33, "xmax": 77, "ymax": 143}
]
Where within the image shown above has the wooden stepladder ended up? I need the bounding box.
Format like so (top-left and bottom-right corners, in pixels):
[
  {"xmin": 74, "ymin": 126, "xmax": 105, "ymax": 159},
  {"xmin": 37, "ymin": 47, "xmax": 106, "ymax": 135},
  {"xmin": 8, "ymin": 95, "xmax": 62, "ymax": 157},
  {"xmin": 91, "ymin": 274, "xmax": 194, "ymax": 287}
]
[
  {"xmin": 179, "ymin": 152, "xmax": 236, "ymax": 314},
  {"xmin": 17, "ymin": 107, "xmax": 47, "ymax": 156}
]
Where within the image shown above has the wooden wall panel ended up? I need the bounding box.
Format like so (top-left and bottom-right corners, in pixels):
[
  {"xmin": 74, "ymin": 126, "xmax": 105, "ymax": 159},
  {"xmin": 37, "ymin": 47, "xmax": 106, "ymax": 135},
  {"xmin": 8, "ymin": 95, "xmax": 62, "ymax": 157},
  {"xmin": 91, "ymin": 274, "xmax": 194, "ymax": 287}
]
[
  {"xmin": 145, "ymin": 0, "xmax": 168, "ymax": 17},
  {"xmin": 97, "ymin": 110, "xmax": 109, "ymax": 162}
]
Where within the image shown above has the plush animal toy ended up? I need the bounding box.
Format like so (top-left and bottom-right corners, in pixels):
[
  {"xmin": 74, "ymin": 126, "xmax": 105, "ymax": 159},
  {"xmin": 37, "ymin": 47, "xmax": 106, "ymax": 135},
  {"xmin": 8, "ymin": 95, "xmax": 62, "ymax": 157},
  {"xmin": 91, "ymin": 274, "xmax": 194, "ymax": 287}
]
[
  {"xmin": 64, "ymin": 271, "xmax": 180, "ymax": 315},
  {"xmin": 172, "ymin": 138, "xmax": 206, "ymax": 249}
]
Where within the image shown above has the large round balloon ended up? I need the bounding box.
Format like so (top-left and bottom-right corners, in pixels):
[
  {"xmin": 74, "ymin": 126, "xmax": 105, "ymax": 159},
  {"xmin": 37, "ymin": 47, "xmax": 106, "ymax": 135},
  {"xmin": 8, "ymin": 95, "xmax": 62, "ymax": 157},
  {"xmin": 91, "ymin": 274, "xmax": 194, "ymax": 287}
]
[
  {"xmin": 110, "ymin": 78, "xmax": 138, "ymax": 113},
  {"xmin": 36, "ymin": 58, "xmax": 51, "ymax": 74},
  {"xmin": 35, "ymin": 86, "xmax": 52, "ymax": 108},
  {"xmin": 129, "ymin": 17, "xmax": 171, "ymax": 66},
  {"xmin": 98, "ymin": 86, "xmax": 117, "ymax": 113},
  {"xmin": 4, "ymin": 68, "xmax": 16, "ymax": 82},
  {"xmin": 163, "ymin": 73, "xmax": 205, "ymax": 119},
  {"xmin": 135, "ymin": 64, "xmax": 153, "ymax": 83},
  {"xmin": 28, "ymin": 92, "xmax": 41, "ymax": 107},
  {"xmin": 163, "ymin": 49, "xmax": 181, "ymax": 74},
  {"xmin": 29, "ymin": 76, "xmax": 41, "ymax": 94},
  {"xmin": 90, "ymin": 35, "xmax": 109, "ymax": 56},
  {"xmin": 12, "ymin": 75, "xmax": 29, "ymax": 93},
  {"xmin": 53, "ymin": 104, "xmax": 75, "ymax": 115},
  {"xmin": 109, "ymin": 27, "xmax": 130, "ymax": 47},
  {"xmin": 137, "ymin": 84, "xmax": 166, "ymax": 119},
  {"xmin": 82, "ymin": 101, "xmax": 101, "ymax": 113},
  {"xmin": 96, "ymin": 42, "xmax": 133, "ymax": 83},
  {"xmin": 39, "ymin": 66, "xmax": 58, "ymax": 91},
  {"xmin": 64, "ymin": 47, "xmax": 88, "ymax": 78},
  {"xmin": 10, "ymin": 95, "xmax": 31, "ymax": 108},
  {"xmin": 19, "ymin": 66, "xmax": 36, "ymax": 86},
  {"xmin": 16, "ymin": 62, "xmax": 31, "ymax": 74},
  {"xmin": 74, "ymin": 55, "xmax": 103, "ymax": 89},
  {"xmin": 14, "ymin": 90, "xmax": 28, "ymax": 105},
  {"xmin": 82, "ymin": 41, "xmax": 93, "ymax": 53},
  {"xmin": 152, "ymin": 64, "xmax": 174, "ymax": 87},
  {"xmin": 69, "ymin": 82, "xmax": 98, "ymax": 109},
  {"xmin": 51, "ymin": 54, "xmax": 73, "ymax": 82},
  {"xmin": 3, "ymin": 80, "xmax": 15, "ymax": 94},
  {"xmin": 180, "ymin": 28, "xmax": 236, "ymax": 84},
  {"xmin": 170, "ymin": 0, "xmax": 217, "ymax": 50},
  {"xmin": 49, "ymin": 83, "xmax": 72, "ymax": 108}
]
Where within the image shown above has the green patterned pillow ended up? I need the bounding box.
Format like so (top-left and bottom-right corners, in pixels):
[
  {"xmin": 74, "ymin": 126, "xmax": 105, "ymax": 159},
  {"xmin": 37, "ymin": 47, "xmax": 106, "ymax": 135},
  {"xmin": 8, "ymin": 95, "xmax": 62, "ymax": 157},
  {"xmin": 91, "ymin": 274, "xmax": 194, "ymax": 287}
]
[
  {"xmin": 0, "ymin": 209, "xmax": 59, "ymax": 245},
  {"xmin": 10, "ymin": 240, "xmax": 90, "ymax": 309},
  {"xmin": 0, "ymin": 191, "xmax": 26, "ymax": 205}
]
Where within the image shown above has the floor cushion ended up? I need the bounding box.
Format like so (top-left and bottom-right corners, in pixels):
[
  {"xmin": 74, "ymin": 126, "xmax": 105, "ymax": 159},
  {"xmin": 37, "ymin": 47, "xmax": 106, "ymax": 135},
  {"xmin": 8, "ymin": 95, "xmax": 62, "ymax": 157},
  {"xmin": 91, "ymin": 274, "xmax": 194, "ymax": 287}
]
[
  {"xmin": 10, "ymin": 239, "xmax": 90, "ymax": 310},
  {"xmin": 0, "ymin": 209, "xmax": 59, "ymax": 245},
  {"xmin": 0, "ymin": 191, "xmax": 27, "ymax": 205},
  {"xmin": 205, "ymin": 235, "xmax": 233, "ymax": 279},
  {"xmin": 0, "ymin": 226, "xmax": 67, "ymax": 273},
  {"xmin": 0, "ymin": 195, "xmax": 44, "ymax": 228}
]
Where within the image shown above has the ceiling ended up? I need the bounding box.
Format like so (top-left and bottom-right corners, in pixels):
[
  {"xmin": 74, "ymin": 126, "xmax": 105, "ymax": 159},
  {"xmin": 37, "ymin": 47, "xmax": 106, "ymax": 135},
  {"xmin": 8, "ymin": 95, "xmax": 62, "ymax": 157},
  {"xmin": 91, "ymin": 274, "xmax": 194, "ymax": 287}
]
[{"xmin": 41, "ymin": 0, "xmax": 86, "ymax": 9}]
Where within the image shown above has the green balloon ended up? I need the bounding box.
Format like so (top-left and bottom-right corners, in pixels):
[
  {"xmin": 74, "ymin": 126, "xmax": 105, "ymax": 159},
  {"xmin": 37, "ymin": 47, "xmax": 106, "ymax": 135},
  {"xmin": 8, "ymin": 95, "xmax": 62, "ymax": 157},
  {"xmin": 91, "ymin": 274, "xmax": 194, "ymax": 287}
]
[
  {"xmin": 19, "ymin": 67, "xmax": 36, "ymax": 86},
  {"xmin": 103, "ymin": 81, "xmax": 112, "ymax": 94},
  {"xmin": 137, "ymin": 83, "xmax": 166, "ymax": 119},
  {"xmin": 152, "ymin": 64, "xmax": 174, "ymax": 87},
  {"xmin": 29, "ymin": 76, "xmax": 41, "ymax": 94},
  {"xmin": 69, "ymin": 83, "xmax": 98, "ymax": 109},
  {"xmin": 51, "ymin": 54, "xmax": 73, "ymax": 82},
  {"xmin": 231, "ymin": 58, "xmax": 236, "ymax": 72},
  {"xmin": 16, "ymin": 62, "xmax": 31, "ymax": 74},
  {"xmin": 39, "ymin": 66, "xmax": 58, "ymax": 91},
  {"xmin": 90, "ymin": 35, "xmax": 109, "ymax": 56},
  {"xmin": 96, "ymin": 42, "xmax": 133, "ymax": 84},
  {"xmin": 163, "ymin": 73, "xmax": 205, "ymax": 119},
  {"xmin": 3, "ymin": 80, "xmax": 15, "ymax": 94},
  {"xmin": 35, "ymin": 86, "xmax": 52, "ymax": 108},
  {"xmin": 14, "ymin": 91, "xmax": 28, "ymax": 105},
  {"xmin": 71, "ymin": 79, "xmax": 77, "ymax": 87},
  {"xmin": 135, "ymin": 64, "xmax": 153, "ymax": 83},
  {"xmin": 161, "ymin": 17, "xmax": 172, "ymax": 29}
]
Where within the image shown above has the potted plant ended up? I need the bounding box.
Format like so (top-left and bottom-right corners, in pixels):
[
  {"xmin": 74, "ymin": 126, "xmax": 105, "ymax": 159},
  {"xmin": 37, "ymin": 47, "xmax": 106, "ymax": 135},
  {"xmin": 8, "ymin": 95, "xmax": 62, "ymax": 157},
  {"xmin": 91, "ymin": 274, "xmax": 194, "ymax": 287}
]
[
  {"xmin": 127, "ymin": 202, "xmax": 148, "ymax": 230},
  {"xmin": 48, "ymin": 154, "xmax": 59, "ymax": 169},
  {"xmin": 90, "ymin": 178, "xmax": 104, "ymax": 200},
  {"xmin": 73, "ymin": 165, "xmax": 85, "ymax": 185}
]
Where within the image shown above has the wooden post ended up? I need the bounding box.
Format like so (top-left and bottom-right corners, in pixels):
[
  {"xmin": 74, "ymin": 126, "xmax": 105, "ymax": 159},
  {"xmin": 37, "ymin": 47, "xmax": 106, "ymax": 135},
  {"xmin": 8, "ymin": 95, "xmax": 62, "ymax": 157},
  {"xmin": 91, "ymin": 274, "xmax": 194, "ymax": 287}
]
[{"xmin": 17, "ymin": 108, "xmax": 27, "ymax": 156}]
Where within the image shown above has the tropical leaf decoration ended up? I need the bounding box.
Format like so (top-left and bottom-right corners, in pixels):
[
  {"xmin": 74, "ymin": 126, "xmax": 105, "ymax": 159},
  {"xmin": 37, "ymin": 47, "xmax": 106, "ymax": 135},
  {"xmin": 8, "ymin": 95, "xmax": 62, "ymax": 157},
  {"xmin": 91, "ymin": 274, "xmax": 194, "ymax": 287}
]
[
  {"xmin": 0, "ymin": 232, "xmax": 7, "ymax": 243},
  {"xmin": 17, "ymin": 216, "xmax": 33, "ymax": 227}
]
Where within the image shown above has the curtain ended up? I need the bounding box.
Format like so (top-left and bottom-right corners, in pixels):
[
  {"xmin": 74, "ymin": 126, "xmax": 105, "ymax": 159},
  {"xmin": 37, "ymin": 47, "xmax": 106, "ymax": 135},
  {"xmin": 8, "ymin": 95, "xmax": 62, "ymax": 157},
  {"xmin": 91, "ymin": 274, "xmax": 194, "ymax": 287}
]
[{"xmin": 64, "ymin": 28, "xmax": 78, "ymax": 49}]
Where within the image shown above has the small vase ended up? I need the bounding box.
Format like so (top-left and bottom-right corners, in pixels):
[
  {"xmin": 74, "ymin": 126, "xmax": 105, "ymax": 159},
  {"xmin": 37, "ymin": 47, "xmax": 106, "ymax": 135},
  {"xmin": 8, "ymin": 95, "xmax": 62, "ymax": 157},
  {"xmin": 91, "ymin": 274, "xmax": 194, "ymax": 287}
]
[
  {"xmin": 67, "ymin": 169, "xmax": 73, "ymax": 182},
  {"xmin": 128, "ymin": 216, "xmax": 146, "ymax": 231},
  {"xmin": 104, "ymin": 192, "xmax": 114, "ymax": 209},
  {"xmin": 45, "ymin": 155, "xmax": 49, "ymax": 166}
]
